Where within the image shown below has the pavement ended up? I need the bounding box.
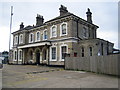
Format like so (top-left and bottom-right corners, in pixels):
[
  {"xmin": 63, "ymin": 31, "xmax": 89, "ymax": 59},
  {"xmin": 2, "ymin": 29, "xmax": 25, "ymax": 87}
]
[{"xmin": 2, "ymin": 64, "xmax": 118, "ymax": 88}]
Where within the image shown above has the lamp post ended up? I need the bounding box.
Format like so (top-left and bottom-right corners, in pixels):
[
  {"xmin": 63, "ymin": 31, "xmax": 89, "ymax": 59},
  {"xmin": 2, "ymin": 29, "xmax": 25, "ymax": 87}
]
[{"xmin": 9, "ymin": 6, "xmax": 13, "ymax": 64}]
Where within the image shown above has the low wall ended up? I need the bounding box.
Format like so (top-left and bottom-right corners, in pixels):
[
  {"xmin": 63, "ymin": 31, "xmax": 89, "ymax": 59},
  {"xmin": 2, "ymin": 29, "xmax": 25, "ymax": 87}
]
[{"xmin": 65, "ymin": 54, "xmax": 120, "ymax": 75}]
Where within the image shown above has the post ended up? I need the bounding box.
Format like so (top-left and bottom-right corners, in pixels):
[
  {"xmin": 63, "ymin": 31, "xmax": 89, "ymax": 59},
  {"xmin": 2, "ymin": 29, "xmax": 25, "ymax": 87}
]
[{"xmin": 9, "ymin": 6, "xmax": 13, "ymax": 64}]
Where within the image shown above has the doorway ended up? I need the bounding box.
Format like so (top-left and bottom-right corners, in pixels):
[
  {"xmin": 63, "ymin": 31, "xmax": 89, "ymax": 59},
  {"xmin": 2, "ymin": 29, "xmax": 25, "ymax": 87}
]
[{"xmin": 36, "ymin": 50, "xmax": 40, "ymax": 65}]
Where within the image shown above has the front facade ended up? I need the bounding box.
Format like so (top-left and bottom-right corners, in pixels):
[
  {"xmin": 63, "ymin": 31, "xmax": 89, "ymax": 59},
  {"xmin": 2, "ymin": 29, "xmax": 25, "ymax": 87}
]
[{"xmin": 11, "ymin": 5, "xmax": 114, "ymax": 65}]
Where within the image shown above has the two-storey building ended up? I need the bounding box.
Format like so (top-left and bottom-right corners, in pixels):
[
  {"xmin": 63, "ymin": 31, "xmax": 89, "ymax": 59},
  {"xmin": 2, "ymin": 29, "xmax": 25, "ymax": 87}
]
[{"xmin": 11, "ymin": 5, "xmax": 114, "ymax": 66}]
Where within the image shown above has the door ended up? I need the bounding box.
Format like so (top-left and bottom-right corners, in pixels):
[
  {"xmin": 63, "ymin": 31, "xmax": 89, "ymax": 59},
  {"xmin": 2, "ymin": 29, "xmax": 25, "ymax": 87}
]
[{"xmin": 36, "ymin": 52, "xmax": 40, "ymax": 65}]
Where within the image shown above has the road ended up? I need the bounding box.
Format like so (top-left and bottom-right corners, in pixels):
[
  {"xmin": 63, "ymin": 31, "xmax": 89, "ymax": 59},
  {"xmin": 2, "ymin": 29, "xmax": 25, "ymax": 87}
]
[{"xmin": 2, "ymin": 64, "xmax": 118, "ymax": 88}]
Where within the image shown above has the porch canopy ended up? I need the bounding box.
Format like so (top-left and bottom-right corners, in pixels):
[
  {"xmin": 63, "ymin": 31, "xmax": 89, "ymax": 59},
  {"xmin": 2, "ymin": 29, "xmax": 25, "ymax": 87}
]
[{"xmin": 18, "ymin": 41, "xmax": 51, "ymax": 49}]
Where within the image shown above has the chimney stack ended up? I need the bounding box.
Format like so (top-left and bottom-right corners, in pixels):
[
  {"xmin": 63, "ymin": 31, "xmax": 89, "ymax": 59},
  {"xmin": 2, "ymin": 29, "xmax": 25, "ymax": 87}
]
[
  {"xmin": 86, "ymin": 8, "xmax": 92, "ymax": 23},
  {"xmin": 36, "ymin": 14, "xmax": 44, "ymax": 26},
  {"xmin": 20, "ymin": 22, "xmax": 24, "ymax": 29},
  {"xmin": 59, "ymin": 5, "xmax": 68, "ymax": 16}
]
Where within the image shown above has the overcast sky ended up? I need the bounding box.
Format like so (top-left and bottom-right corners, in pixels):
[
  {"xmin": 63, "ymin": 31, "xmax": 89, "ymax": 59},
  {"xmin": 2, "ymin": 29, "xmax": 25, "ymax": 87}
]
[{"xmin": 0, "ymin": 0, "xmax": 119, "ymax": 52}]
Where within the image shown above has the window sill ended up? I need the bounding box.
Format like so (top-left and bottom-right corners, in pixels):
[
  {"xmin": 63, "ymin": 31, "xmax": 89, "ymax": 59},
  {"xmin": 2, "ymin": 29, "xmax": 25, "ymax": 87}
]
[
  {"xmin": 59, "ymin": 59, "xmax": 64, "ymax": 61},
  {"xmin": 60, "ymin": 34, "xmax": 67, "ymax": 37},
  {"xmin": 50, "ymin": 59, "xmax": 57, "ymax": 61}
]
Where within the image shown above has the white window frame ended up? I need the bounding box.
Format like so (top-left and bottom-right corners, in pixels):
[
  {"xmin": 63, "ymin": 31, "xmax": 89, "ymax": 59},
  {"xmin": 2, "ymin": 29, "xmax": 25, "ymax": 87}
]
[
  {"xmin": 19, "ymin": 34, "xmax": 23, "ymax": 44},
  {"xmin": 36, "ymin": 31, "xmax": 40, "ymax": 42},
  {"xmin": 60, "ymin": 22, "xmax": 67, "ymax": 36},
  {"xmin": 60, "ymin": 44, "xmax": 68, "ymax": 61},
  {"xmin": 14, "ymin": 35, "xmax": 18, "ymax": 45},
  {"xmin": 50, "ymin": 46, "xmax": 57, "ymax": 61},
  {"xmin": 43, "ymin": 29, "xmax": 47, "ymax": 40},
  {"xmin": 29, "ymin": 33, "xmax": 34, "ymax": 43},
  {"xmin": 50, "ymin": 25, "xmax": 57, "ymax": 38},
  {"xmin": 18, "ymin": 49, "xmax": 22, "ymax": 61},
  {"xmin": 13, "ymin": 50, "xmax": 17, "ymax": 61}
]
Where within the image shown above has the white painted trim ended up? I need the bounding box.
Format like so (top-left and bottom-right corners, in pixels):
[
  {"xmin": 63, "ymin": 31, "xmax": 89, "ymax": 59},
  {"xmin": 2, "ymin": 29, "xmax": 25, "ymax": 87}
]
[
  {"xmin": 14, "ymin": 35, "xmax": 18, "ymax": 45},
  {"xmin": 35, "ymin": 31, "xmax": 40, "ymax": 42},
  {"xmin": 18, "ymin": 42, "xmax": 51, "ymax": 49},
  {"xmin": 19, "ymin": 34, "xmax": 23, "ymax": 44},
  {"xmin": 43, "ymin": 29, "xmax": 48, "ymax": 40},
  {"xmin": 50, "ymin": 46, "xmax": 57, "ymax": 61},
  {"xmin": 82, "ymin": 27, "xmax": 89, "ymax": 39},
  {"xmin": 29, "ymin": 33, "xmax": 34, "ymax": 43},
  {"xmin": 59, "ymin": 44, "xmax": 68, "ymax": 61},
  {"xmin": 18, "ymin": 49, "xmax": 22, "ymax": 61},
  {"xmin": 60, "ymin": 22, "xmax": 68, "ymax": 36},
  {"xmin": 50, "ymin": 37, "xmax": 79, "ymax": 42},
  {"xmin": 50, "ymin": 25, "xmax": 57, "ymax": 38},
  {"xmin": 13, "ymin": 50, "xmax": 17, "ymax": 61}
]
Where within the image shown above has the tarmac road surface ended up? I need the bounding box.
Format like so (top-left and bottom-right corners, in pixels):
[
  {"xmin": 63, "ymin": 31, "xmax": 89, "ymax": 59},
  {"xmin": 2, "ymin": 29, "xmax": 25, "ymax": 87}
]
[{"xmin": 2, "ymin": 64, "xmax": 118, "ymax": 88}]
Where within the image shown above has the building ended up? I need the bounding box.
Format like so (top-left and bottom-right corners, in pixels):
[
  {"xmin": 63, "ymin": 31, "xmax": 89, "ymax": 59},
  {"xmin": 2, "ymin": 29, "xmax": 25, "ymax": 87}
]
[
  {"xmin": 11, "ymin": 5, "xmax": 114, "ymax": 66},
  {"xmin": 0, "ymin": 51, "xmax": 9, "ymax": 64}
]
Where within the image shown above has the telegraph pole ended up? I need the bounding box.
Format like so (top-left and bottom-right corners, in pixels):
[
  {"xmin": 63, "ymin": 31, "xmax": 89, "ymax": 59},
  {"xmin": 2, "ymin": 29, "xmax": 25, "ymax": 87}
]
[{"xmin": 9, "ymin": 6, "xmax": 13, "ymax": 64}]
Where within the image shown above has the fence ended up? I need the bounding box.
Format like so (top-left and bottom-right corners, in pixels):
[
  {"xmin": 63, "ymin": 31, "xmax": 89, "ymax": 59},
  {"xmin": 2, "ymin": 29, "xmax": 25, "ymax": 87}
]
[{"xmin": 65, "ymin": 54, "xmax": 120, "ymax": 75}]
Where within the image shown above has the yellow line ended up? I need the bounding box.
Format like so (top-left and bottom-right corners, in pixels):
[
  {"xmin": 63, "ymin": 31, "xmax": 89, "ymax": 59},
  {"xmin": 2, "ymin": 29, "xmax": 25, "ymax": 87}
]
[{"xmin": 7, "ymin": 77, "xmax": 48, "ymax": 86}]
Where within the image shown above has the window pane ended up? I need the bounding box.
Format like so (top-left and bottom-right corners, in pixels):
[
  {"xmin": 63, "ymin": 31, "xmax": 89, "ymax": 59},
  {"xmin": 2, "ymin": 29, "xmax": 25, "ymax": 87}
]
[
  {"xmin": 62, "ymin": 24, "xmax": 66, "ymax": 34},
  {"xmin": 44, "ymin": 31, "xmax": 47, "ymax": 39},
  {"xmin": 61, "ymin": 46, "xmax": 67, "ymax": 59},
  {"xmin": 15, "ymin": 36, "xmax": 18, "ymax": 44},
  {"xmin": 20, "ymin": 35, "xmax": 22, "ymax": 43},
  {"xmin": 89, "ymin": 47, "xmax": 92, "ymax": 56},
  {"xmin": 82, "ymin": 47, "xmax": 84, "ymax": 57},
  {"xmin": 30, "ymin": 34, "xmax": 33, "ymax": 42},
  {"xmin": 52, "ymin": 47, "xmax": 56, "ymax": 59},
  {"xmin": 19, "ymin": 51, "xmax": 22, "ymax": 59},
  {"xmin": 37, "ymin": 32, "xmax": 40, "ymax": 40},
  {"xmin": 15, "ymin": 51, "xmax": 17, "ymax": 60},
  {"xmin": 52, "ymin": 27, "xmax": 56, "ymax": 37}
]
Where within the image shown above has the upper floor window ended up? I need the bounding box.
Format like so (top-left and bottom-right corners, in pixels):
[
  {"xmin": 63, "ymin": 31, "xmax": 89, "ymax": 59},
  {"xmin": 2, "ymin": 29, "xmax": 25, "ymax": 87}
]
[
  {"xmin": 83, "ymin": 27, "xmax": 88, "ymax": 38},
  {"xmin": 29, "ymin": 33, "xmax": 34, "ymax": 43},
  {"xmin": 43, "ymin": 30, "xmax": 47, "ymax": 40},
  {"xmin": 14, "ymin": 35, "xmax": 18, "ymax": 45},
  {"xmin": 19, "ymin": 34, "xmax": 23, "ymax": 44},
  {"xmin": 60, "ymin": 22, "xmax": 67, "ymax": 36},
  {"xmin": 51, "ymin": 25, "xmax": 57, "ymax": 38},
  {"xmin": 36, "ymin": 31, "xmax": 40, "ymax": 41}
]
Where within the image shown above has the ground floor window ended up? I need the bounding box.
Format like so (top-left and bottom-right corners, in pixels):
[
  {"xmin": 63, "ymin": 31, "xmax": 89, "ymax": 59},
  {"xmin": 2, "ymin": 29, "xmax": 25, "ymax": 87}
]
[
  {"xmin": 61, "ymin": 46, "xmax": 67, "ymax": 59},
  {"xmin": 89, "ymin": 47, "xmax": 92, "ymax": 56},
  {"xmin": 51, "ymin": 47, "xmax": 56, "ymax": 60},
  {"xmin": 19, "ymin": 50, "xmax": 22, "ymax": 60},
  {"xmin": 81, "ymin": 47, "xmax": 84, "ymax": 57},
  {"xmin": 14, "ymin": 51, "xmax": 17, "ymax": 60}
]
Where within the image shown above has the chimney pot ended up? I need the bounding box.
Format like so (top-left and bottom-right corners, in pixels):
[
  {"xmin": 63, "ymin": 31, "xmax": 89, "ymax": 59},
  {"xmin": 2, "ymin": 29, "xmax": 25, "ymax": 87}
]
[
  {"xmin": 59, "ymin": 5, "xmax": 68, "ymax": 16},
  {"xmin": 36, "ymin": 14, "xmax": 44, "ymax": 26},
  {"xmin": 20, "ymin": 22, "xmax": 24, "ymax": 29},
  {"xmin": 86, "ymin": 8, "xmax": 92, "ymax": 23}
]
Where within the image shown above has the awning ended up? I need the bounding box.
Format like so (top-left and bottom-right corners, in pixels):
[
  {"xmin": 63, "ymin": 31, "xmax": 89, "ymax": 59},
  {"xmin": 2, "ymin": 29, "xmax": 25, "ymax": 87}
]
[{"xmin": 18, "ymin": 42, "xmax": 51, "ymax": 49}]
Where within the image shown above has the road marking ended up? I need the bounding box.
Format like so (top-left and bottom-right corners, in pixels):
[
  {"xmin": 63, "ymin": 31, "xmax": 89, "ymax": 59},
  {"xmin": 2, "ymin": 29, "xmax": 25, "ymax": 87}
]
[{"xmin": 6, "ymin": 77, "xmax": 48, "ymax": 86}]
